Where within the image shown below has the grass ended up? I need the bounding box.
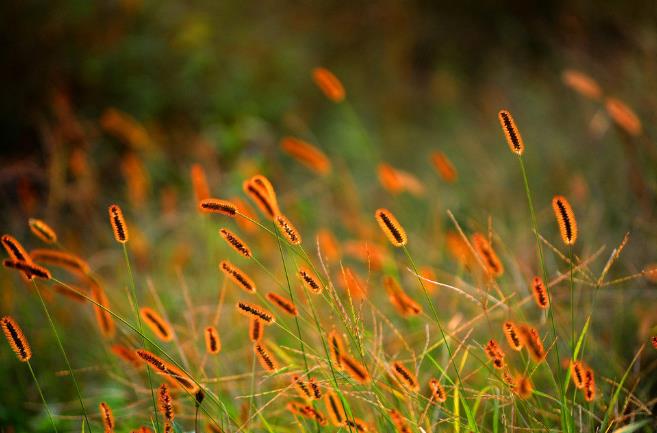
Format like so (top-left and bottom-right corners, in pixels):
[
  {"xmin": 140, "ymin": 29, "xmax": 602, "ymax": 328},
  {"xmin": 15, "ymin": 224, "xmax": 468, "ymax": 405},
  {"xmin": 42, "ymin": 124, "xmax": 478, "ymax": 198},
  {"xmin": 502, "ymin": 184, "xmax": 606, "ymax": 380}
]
[{"xmin": 1, "ymin": 65, "xmax": 656, "ymax": 433}]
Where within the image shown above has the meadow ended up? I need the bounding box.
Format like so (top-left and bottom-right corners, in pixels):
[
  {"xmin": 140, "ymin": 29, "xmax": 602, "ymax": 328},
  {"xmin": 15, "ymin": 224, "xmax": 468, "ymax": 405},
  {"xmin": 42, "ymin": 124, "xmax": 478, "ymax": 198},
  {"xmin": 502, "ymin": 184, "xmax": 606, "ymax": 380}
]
[{"xmin": 1, "ymin": 3, "xmax": 657, "ymax": 433}]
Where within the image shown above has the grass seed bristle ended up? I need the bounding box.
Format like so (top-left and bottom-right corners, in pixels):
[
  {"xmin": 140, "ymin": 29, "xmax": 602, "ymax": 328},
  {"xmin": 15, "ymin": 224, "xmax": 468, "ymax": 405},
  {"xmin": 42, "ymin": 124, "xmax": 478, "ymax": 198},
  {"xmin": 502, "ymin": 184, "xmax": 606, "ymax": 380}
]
[
  {"xmin": 30, "ymin": 248, "xmax": 90, "ymax": 275},
  {"xmin": 135, "ymin": 349, "xmax": 199, "ymax": 393},
  {"xmin": 199, "ymin": 198, "xmax": 238, "ymax": 216},
  {"xmin": 237, "ymin": 301, "xmax": 275, "ymax": 324},
  {"xmin": 3, "ymin": 259, "xmax": 51, "ymax": 280},
  {"xmin": 312, "ymin": 67, "xmax": 345, "ymax": 102},
  {"xmin": 341, "ymin": 354, "xmax": 370, "ymax": 384},
  {"xmin": 324, "ymin": 390, "xmax": 346, "ymax": 426},
  {"xmin": 140, "ymin": 307, "xmax": 173, "ymax": 342},
  {"xmin": 552, "ymin": 195, "xmax": 578, "ymax": 246},
  {"xmin": 389, "ymin": 409, "xmax": 412, "ymax": 433},
  {"xmin": 298, "ymin": 266, "xmax": 322, "ymax": 294},
  {"xmin": 472, "ymin": 233, "xmax": 504, "ymax": 278},
  {"xmin": 99, "ymin": 402, "xmax": 115, "ymax": 433},
  {"xmin": 391, "ymin": 361, "xmax": 419, "ymax": 392},
  {"xmin": 221, "ymin": 260, "xmax": 256, "ymax": 293},
  {"xmin": 249, "ymin": 318, "xmax": 263, "ymax": 342},
  {"xmin": 108, "ymin": 204, "xmax": 129, "ymax": 243},
  {"xmin": 503, "ymin": 321, "xmax": 523, "ymax": 351},
  {"xmin": 191, "ymin": 163, "xmax": 211, "ymax": 202},
  {"xmin": 292, "ymin": 374, "xmax": 313, "ymax": 400},
  {"xmin": 205, "ymin": 326, "xmax": 221, "ymax": 354},
  {"xmin": 275, "ymin": 214, "xmax": 302, "ymax": 245},
  {"xmin": 531, "ymin": 276, "xmax": 549, "ymax": 309},
  {"xmin": 92, "ymin": 285, "xmax": 115, "ymax": 338},
  {"xmin": 384, "ymin": 276, "xmax": 422, "ymax": 317},
  {"xmin": 28, "ymin": 218, "xmax": 58, "ymax": 244},
  {"xmin": 243, "ymin": 179, "xmax": 278, "ymax": 219},
  {"xmin": 266, "ymin": 292, "xmax": 298, "ymax": 316},
  {"xmin": 158, "ymin": 383, "xmax": 175, "ymax": 421},
  {"xmin": 498, "ymin": 109, "xmax": 525, "ymax": 155},
  {"xmin": 254, "ymin": 342, "xmax": 279, "ymax": 372},
  {"xmin": 374, "ymin": 208, "xmax": 407, "ymax": 247},
  {"xmin": 219, "ymin": 228, "xmax": 252, "ymax": 258},
  {"xmin": 280, "ymin": 136, "xmax": 331, "ymax": 175},
  {"xmin": 429, "ymin": 378, "xmax": 447, "ymax": 403},
  {"xmin": 328, "ymin": 330, "xmax": 344, "ymax": 370},
  {"xmin": 431, "ymin": 151, "xmax": 458, "ymax": 183},
  {"xmin": 484, "ymin": 338, "xmax": 506, "ymax": 369},
  {"xmin": 1, "ymin": 316, "xmax": 31, "ymax": 362}
]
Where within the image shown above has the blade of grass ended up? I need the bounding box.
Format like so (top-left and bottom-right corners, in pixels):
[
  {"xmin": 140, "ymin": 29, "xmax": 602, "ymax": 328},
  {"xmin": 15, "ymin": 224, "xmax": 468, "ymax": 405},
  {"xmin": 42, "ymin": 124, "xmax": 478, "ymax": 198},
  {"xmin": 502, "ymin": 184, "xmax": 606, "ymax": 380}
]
[
  {"xmin": 600, "ymin": 345, "xmax": 644, "ymax": 433},
  {"xmin": 32, "ymin": 280, "xmax": 92, "ymax": 432},
  {"xmin": 517, "ymin": 155, "xmax": 570, "ymax": 432},
  {"xmin": 26, "ymin": 360, "xmax": 58, "ymax": 433}
]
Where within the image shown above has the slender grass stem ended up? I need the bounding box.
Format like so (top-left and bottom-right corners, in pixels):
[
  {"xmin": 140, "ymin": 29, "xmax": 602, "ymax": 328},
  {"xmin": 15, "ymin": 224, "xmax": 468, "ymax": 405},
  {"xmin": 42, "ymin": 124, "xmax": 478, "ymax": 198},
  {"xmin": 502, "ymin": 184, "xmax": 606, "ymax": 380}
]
[
  {"xmin": 517, "ymin": 155, "xmax": 570, "ymax": 432},
  {"xmin": 247, "ymin": 353, "xmax": 256, "ymax": 431},
  {"xmin": 272, "ymin": 221, "xmax": 309, "ymax": 372},
  {"xmin": 122, "ymin": 243, "xmax": 161, "ymax": 433},
  {"xmin": 51, "ymin": 277, "xmax": 237, "ymax": 432},
  {"xmin": 569, "ymin": 246, "xmax": 575, "ymax": 354},
  {"xmin": 26, "ymin": 360, "xmax": 58, "ymax": 433},
  {"xmin": 32, "ymin": 281, "xmax": 91, "ymax": 432},
  {"xmin": 403, "ymin": 247, "xmax": 479, "ymax": 433},
  {"xmin": 567, "ymin": 245, "xmax": 577, "ymax": 428},
  {"xmin": 195, "ymin": 402, "xmax": 200, "ymax": 433}
]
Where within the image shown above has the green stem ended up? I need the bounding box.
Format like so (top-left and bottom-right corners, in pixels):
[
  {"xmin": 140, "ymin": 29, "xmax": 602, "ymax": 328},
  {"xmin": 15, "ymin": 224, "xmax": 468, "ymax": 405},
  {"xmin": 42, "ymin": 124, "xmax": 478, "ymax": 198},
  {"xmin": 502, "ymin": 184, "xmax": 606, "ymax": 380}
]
[
  {"xmin": 27, "ymin": 360, "xmax": 58, "ymax": 433},
  {"xmin": 32, "ymin": 281, "xmax": 92, "ymax": 432},
  {"xmin": 403, "ymin": 246, "xmax": 479, "ymax": 433},
  {"xmin": 272, "ymin": 225, "xmax": 309, "ymax": 372},
  {"xmin": 569, "ymin": 246, "xmax": 575, "ymax": 354},
  {"xmin": 50, "ymin": 278, "xmax": 233, "ymax": 431},
  {"xmin": 517, "ymin": 155, "xmax": 570, "ymax": 432},
  {"xmin": 122, "ymin": 244, "xmax": 161, "ymax": 433}
]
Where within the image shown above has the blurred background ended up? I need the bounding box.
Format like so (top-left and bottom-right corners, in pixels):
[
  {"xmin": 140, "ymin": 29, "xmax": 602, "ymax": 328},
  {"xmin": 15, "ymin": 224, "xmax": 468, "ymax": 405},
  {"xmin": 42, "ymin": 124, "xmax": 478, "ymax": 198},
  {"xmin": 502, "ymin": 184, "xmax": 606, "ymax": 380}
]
[
  {"xmin": 2, "ymin": 1, "xmax": 657, "ymax": 218},
  {"xmin": 1, "ymin": 0, "xmax": 657, "ymax": 430},
  {"xmin": 3, "ymin": 0, "xmax": 657, "ymax": 272}
]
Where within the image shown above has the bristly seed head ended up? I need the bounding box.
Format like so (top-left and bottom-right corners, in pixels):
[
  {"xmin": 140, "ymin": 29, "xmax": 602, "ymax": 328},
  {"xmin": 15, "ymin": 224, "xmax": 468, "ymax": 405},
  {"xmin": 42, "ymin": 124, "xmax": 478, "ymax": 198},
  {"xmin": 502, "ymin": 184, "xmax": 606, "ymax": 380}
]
[
  {"xmin": 552, "ymin": 195, "xmax": 578, "ymax": 246},
  {"xmin": 498, "ymin": 109, "xmax": 525, "ymax": 155},
  {"xmin": 1, "ymin": 316, "xmax": 31, "ymax": 362},
  {"xmin": 108, "ymin": 204, "xmax": 129, "ymax": 243},
  {"xmin": 375, "ymin": 208, "xmax": 407, "ymax": 247}
]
